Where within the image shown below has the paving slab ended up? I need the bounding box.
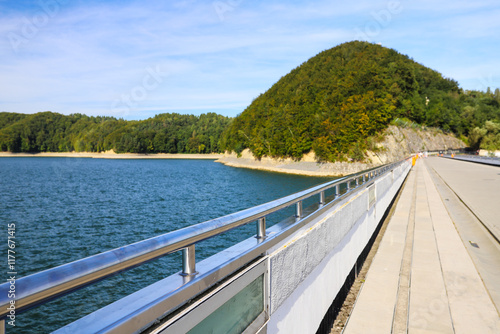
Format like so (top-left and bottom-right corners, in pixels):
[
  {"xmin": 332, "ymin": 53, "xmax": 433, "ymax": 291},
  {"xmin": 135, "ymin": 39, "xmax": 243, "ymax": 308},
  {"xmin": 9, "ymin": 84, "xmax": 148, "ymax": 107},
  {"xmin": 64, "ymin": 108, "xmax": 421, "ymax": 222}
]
[
  {"xmin": 408, "ymin": 165, "xmax": 453, "ymax": 333},
  {"xmin": 342, "ymin": 166, "xmax": 416, "ymax": 334},
  {"xmin": 343, "ymin": 159, "xmax": 500, "ymax": 334},
  {"xmin": 425, "ymin": 157, "xmax": 500, "ymax": 240},
  {"xmin": 426, "ymin": 158, "xmax": 500, "ymax": 312},
  {"xmin": 422, "ymin": 160, "xmax": 500, "ymax": 333}
]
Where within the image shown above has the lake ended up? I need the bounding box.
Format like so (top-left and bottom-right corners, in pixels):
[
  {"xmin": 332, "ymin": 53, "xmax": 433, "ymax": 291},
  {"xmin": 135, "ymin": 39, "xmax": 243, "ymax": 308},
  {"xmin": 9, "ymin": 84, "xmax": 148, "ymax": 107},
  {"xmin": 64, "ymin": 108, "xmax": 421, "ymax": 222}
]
[{"xmin": 0, "ymin": 157, "xmax": 333, "ymax": 333}]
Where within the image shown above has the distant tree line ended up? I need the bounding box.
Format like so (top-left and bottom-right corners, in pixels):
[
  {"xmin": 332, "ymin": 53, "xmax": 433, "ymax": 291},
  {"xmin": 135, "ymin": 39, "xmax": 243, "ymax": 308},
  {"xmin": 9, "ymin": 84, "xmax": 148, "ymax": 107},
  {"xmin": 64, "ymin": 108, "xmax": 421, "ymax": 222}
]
[{"xmin": 0, "ymin": 112, "xmax": 231, "ymax": 154}]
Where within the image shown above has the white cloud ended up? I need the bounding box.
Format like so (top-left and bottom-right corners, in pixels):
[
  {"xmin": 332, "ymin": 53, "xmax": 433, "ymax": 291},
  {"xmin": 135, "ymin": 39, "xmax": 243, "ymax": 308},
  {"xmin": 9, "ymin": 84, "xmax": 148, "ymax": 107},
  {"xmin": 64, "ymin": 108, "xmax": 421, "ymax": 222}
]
[{"xmin": 1, "ymin": 0, "xmax": 499, "ymax": 119}]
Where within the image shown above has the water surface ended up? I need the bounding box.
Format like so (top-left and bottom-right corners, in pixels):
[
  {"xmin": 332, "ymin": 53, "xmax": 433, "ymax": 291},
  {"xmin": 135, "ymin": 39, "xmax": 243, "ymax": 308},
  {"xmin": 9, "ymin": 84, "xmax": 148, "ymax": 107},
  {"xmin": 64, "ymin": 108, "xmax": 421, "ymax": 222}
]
[{"xmin": 0, "ymin": 158, "xmax": 332, "ymax": 333}]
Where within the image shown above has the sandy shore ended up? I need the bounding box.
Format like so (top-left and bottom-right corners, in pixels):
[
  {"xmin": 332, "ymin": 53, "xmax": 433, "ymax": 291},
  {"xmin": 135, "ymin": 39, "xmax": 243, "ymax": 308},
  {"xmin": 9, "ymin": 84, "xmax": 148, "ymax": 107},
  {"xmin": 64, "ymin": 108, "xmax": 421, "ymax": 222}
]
[
  {"xmin": 0, "ymin": 152, "xmax": 223, "ymax": 160},
  {"xmin": 216, "ymin": 150, "xmax": 376, "ymax": 177},
  {"xmin": 0, "ymin": 151, "xmax": 370, "ymax": 176},
  {"xmin": 216, "ymin": 158, "xmax": 374, "ymax": 177},
  {"xmin": 215, "ymin": 125, "xmax": 466, "ymax": 177}
]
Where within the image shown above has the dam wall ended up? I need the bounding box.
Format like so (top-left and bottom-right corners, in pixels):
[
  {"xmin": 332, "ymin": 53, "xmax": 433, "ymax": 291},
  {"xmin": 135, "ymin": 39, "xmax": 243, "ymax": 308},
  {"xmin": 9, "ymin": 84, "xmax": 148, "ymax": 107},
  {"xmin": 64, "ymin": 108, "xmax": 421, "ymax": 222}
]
[{"xmin": 265, "ymin": 161, "xmax": 410, "ymax": 333}]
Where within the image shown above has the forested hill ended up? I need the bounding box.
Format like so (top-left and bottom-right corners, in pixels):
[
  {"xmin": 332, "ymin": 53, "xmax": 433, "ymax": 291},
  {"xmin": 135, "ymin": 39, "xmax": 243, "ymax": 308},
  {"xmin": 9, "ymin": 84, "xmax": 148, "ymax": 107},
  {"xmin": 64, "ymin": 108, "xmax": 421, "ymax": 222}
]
[
  {"xmin": 0, "ymin": 112, "xmax": 231, "ymax": 154},
  {"xmin": 2, "ymin": 42, "xmax": 500, "ymax": 157},
  {"xmin": 221, "ymin": 41, "xmax": 500, "ymax": 161}
]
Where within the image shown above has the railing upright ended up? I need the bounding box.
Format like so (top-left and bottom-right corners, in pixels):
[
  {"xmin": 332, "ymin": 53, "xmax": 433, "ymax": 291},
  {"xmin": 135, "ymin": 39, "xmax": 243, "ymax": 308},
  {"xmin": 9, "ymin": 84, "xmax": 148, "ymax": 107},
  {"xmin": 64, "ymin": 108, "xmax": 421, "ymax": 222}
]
[
  {"xmin": 296, "ymin": 201, "xmax": 303, "ymax": 218},
  {"xmin": 181, "ymin": 245, "xmax": 197, "ymax": 276},
  {"xmin": 257, "ymin": 217, "xmax": 266, "ymax": 239},
  {"xmin": 319, "ymin": 191, "xmax": 325, "ymax": 206}
]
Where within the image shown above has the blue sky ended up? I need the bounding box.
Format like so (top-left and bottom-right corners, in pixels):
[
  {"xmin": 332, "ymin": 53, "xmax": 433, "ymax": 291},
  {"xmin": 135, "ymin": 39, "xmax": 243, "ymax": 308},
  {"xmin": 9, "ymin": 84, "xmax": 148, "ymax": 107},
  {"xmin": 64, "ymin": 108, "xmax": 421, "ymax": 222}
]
[{"xmin": 1, "ymin": 0, "xmax": 499, "ymax": 120}]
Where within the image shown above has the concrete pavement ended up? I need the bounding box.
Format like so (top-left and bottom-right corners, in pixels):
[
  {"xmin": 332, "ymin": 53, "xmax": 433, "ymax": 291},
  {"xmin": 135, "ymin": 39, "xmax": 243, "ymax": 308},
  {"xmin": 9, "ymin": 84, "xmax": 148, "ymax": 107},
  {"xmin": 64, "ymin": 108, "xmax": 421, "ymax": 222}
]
[
  {"xmin": 426, "ymin": 157, "xmax": 500, "ymax": 240},
  {"xmin": 426, "ymin": 157, "xmax": 500, "ymax": 312},
  {"xmin": 342, "ymin": 158, "xmax": 500, "ymax": 334}
]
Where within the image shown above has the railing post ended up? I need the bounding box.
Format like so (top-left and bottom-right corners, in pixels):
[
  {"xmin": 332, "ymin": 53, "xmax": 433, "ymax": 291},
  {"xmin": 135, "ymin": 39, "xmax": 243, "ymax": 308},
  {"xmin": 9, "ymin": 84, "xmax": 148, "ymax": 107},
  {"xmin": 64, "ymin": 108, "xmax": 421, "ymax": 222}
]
[
  {"xmin": 319, "ymin": 191, "xmax": 325, "ymax": 205},
  {"xmin": 257, "ymin": 217, "xmax": 266, "ymax": 239},
  {"xmin": 296, "ymin": 201, "xmax": 303, "ymax": 218},
  {"xmin": 181, "ymin": 245, "xmax": 197, "ymax": 276},
  {"xmin": 347, "ymin": 180, "xmax": 350, "ymax": 191},
  {"xmin": 356, "ymin": 177, "xmax": 359, "ymax": 187},
  {"xmin": 335, "ymin": 184, "xmax": 340, "ymax": 198}
]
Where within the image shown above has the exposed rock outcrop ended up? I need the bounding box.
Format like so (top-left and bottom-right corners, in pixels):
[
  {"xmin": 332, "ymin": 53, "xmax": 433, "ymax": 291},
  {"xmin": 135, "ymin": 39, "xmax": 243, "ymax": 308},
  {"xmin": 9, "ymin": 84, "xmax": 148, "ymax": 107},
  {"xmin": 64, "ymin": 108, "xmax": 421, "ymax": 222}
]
[
  {"xmin": 216, "ymin": 126, "xmax": 466, "ymax": 176},
  {"xmin": 366, "ymin": 125, "xmax": 466, "ymax": 165}
]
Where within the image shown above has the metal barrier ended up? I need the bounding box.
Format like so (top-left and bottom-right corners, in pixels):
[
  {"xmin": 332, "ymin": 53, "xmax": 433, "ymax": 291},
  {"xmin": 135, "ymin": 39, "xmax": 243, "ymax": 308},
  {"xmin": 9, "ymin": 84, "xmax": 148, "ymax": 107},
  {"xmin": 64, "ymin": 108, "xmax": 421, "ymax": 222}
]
[
  {"xmin": 443, "ymin": 154, "xmax": 500, "ymax": 166},
  {"xmin": 0, "ymin": 158, "xmax": 409, "ymax": 333}
]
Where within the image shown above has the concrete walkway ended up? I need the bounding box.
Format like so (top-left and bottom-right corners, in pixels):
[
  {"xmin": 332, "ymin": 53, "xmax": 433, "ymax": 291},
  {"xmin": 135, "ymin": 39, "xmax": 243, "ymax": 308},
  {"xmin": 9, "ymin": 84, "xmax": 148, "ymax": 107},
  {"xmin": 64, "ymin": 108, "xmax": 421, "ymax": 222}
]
[
  {"xmin": 426, "ymin": 158, "xmax": 500, "ymax": 312},
  {"xmin": 426, "ymin": 157, "xmax": 500, "ymax": 241},
  {"xmin": 343, "ymin": 159, "xmax": 500, "ymax": 334}
]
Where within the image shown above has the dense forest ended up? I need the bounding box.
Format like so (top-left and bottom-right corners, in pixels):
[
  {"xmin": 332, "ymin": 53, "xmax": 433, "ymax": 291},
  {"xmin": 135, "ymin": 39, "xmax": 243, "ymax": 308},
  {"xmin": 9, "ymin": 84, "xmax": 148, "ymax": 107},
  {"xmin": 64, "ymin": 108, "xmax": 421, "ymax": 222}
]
[
  {"xmin": 0, "ymin": 112, "xmax": 231, "ymax": 154},
  {"xmin": 1, "ymin": 41, "xmax": 500, "ymax": 159},
  {"xmin": 221, "ymin": 41, "xmax": 500, "ymax": 161}
]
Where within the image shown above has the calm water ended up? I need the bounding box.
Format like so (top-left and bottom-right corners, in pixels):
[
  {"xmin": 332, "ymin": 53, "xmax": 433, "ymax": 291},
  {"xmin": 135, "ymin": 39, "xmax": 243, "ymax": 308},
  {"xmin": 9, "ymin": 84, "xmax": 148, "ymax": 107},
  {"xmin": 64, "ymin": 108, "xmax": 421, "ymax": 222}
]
[{"xmin": 0, "ymin": 158, "xmax": 332, "ymax": 333}]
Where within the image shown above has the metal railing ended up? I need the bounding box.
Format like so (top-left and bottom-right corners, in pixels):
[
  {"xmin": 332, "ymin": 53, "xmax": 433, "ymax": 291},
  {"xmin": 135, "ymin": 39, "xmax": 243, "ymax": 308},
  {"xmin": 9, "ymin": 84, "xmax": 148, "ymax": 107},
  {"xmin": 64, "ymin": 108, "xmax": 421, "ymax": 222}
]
[
  {"xmin": 0, "ymin": 158, "xmax": 409, "ymax": 330},
  {"xmin": 443, "ymin": 154, "xmax": 500, "ymax": 166}
]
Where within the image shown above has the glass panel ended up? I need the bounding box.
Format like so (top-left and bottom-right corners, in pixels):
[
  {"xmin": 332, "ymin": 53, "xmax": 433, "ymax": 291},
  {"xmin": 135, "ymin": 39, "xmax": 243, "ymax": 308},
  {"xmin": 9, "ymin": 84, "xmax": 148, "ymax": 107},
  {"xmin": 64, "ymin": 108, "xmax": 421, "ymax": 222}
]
[{"xmin": 188, "ymin": 275, "xmax": 264, "ymax": 334}]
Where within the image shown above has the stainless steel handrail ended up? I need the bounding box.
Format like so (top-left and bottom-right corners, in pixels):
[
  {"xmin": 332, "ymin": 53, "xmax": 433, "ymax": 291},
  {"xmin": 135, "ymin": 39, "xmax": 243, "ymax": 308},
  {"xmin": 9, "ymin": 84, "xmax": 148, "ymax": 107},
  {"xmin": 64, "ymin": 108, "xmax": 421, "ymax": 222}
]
[
  {"xmin": 443, "ymin": 154, "xmax": 500, "ymax": 166},
  {"xmin": 0, "ymin": 159, "xmax": 406, "ymax": 320}
]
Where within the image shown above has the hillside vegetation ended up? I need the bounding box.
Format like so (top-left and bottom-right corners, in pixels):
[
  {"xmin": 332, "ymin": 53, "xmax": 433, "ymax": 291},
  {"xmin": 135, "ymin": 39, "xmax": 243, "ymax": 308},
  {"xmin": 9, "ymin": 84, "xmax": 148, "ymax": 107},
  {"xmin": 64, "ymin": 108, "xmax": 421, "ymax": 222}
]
[
  {"xmin": 1, "ymin": 41, "xmax": 500, "ymax": 158},
  {"xmin": 0, "ymin": 112, "xmax": 230, "ymax": 154},
  {"xmin": 221, "ymin": 41, "xmax": 500, "ymax": 161}
]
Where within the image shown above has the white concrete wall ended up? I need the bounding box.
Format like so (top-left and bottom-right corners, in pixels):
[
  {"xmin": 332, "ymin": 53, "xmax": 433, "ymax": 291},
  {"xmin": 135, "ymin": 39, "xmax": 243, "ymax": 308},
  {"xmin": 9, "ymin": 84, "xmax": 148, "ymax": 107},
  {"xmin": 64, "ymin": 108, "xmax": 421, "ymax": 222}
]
[
  {"xmin": 266, "ymin": 162, "xmax": 411, "ymax": 334},
  {"xmin": 478, "ymin": 149, "xmax": 500, "ymax": 157}
]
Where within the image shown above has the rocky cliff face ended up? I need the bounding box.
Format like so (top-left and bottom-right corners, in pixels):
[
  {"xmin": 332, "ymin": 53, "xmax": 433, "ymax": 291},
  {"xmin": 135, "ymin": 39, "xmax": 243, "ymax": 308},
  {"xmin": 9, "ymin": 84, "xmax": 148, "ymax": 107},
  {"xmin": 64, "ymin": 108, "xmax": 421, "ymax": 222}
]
[
  {"xmin": 366, "ymin": 125, "xmax": 466, "ymax": 164},
  {"xmin": 217, "ymin": 126, "xmax": 466, "ymax": 176}
]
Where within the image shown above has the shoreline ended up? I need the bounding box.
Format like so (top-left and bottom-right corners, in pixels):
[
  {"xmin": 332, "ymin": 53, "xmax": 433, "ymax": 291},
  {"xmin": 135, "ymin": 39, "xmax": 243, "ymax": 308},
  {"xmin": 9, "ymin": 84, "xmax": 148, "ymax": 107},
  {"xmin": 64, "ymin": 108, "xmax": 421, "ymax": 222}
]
[
  {"xmin": 216, "ymin": 159, "xmax": 347, "ymax": 177},
  {"xmin": 0, "ymin": 151, "xmax": 373, "ymax": 176},
  {"xmin": 0, "ymin": 152, "xmax": 223, "ymax": 160},
  {"xmin": 215, "ymin": 154, "xmax": 376, "ymax": 177}
]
